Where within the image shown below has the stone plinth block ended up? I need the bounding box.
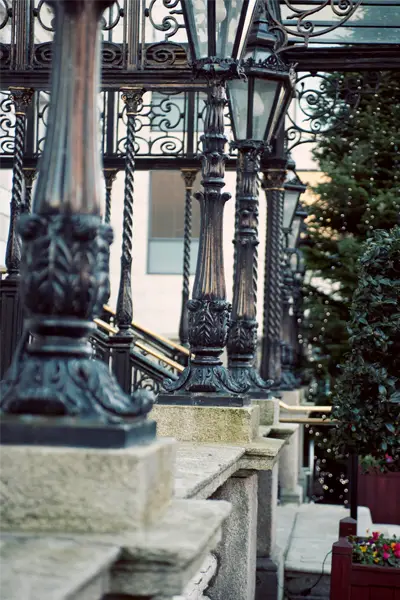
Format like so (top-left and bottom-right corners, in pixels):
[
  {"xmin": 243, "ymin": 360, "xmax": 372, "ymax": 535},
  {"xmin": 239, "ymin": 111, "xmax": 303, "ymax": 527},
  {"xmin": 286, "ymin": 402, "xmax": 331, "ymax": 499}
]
[
  {"xmin": 152, "ymin": 404, "xmax": 260, "ymax": 444},
  {"xmin": 0, "ymin": 438, "xmax": 175, "ymax": 533},
  {"xmin": 252, "ymin": 398, "xmax": 279, "ymax": 426}
]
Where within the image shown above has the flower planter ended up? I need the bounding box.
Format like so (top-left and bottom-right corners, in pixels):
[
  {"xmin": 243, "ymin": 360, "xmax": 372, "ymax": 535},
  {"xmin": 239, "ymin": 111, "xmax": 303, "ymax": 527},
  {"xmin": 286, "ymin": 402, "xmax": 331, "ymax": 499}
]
[
  {"xmin": 330, "ymin": 519, "xmax": 400, "ymax": 600},
  {"xmin": 358, "ymin": 468, "xmax": 400, "ymax": 525}
]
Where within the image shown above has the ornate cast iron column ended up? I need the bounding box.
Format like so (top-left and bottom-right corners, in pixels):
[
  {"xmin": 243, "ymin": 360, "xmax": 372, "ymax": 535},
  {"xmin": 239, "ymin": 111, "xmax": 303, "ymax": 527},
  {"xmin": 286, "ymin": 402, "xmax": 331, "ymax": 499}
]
[
  {"xmin": 227, "ymin": 141, "xmax": 271, "ymax": 392},
  {"xmin": 22, "ymin": 167, "xmax": 36, "ymax": 213},
  {"xmin": 103, "ymin": 168, "xmax": 118, "ymax": 225},
  {"xmin": 5, "ymin": 87, "xmax": 34, "ymax": 278},
  {"xmin": 178, "ymin": 168, "xmax": 197, "ymax": 348},
  {"xmin": 0, "ymin": 0, "xmax": 155, "ymax": 448},
  {"xmin": 260, "ymin": 158, "xmax": 287, "ymax": 387},
  {"xmin": 115, "ymin": 87, "xmax": 145, "ymax": 334},
  {"xmin": 163, "ymin": 80, "xmax": 246, "ymax": 401}
]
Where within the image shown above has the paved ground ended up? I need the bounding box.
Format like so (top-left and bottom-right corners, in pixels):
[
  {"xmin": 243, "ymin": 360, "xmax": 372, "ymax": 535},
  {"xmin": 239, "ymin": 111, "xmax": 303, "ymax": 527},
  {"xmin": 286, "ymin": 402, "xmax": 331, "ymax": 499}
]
[{"xmin": 276, "ymin": 503, "xmax": 376, "ymax": 600}]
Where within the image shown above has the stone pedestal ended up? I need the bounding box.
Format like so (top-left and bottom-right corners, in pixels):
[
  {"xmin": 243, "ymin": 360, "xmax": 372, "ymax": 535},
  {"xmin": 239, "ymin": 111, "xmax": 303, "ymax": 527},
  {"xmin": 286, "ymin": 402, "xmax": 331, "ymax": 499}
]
[
  {"xmin": 278, "ymin": 390, "xmax": 303, "ymax": 505},
  {"xmin": 208, "ymin": 473, "xmax": 258, "ymax": 600},
  {"xmin": 152, "ymin": 404, "xmax": 260, "ymax": 444},
  {"xmin": 252, "ymin": 397, "xmax": 279, "ymax": 426},
  {"xmin": 0, "ymin": 439, "xmax": 175, "ymax": 533}
]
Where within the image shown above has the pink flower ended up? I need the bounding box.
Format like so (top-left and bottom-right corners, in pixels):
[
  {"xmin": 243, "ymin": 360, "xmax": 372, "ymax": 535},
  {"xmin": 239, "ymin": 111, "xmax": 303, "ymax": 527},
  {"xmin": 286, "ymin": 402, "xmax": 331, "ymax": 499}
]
[
  {"xmin": 372, "ymin": 531, "xmax": 380, "ymax": 541},
  {"xmin": 385, "ymin": 453, "xmax": 394, "ymax": 464},
  {"xmin": 383, "ymin": 551, "xmax": 390, "ymax": 560},
  {"xmin": 395, "ymin": 550, "xmax": 400, "ymax": 559},
  {"xmin": 383, "ymin": 544, "xmax": 390, "ymax": 551}
]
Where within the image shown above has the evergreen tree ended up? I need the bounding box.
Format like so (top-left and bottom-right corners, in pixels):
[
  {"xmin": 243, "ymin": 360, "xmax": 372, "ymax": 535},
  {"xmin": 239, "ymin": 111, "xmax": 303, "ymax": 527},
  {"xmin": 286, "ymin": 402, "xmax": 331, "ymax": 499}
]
[{"xmin": 301, "ymin": 71, "xmax": 400, "ymax": 401}]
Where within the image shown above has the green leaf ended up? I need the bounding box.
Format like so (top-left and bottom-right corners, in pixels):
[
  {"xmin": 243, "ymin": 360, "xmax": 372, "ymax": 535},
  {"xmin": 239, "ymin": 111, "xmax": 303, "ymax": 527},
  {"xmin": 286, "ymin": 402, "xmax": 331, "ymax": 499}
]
[{"xmin": 385, "ymin": 423, "xmax": 395, "ymax": 433}]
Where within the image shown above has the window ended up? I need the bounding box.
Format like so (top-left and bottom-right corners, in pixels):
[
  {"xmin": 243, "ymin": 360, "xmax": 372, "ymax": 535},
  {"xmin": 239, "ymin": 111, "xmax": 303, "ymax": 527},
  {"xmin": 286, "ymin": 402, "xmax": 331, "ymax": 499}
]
[{"xmin": 148, "ymin": 170, "xmax": 202, "ymax": 274}]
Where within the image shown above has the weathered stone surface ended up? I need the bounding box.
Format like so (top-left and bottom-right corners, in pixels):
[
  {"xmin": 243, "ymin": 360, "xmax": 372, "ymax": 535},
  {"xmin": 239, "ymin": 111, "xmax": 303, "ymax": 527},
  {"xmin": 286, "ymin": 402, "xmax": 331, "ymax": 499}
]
[
  {"xmin": 174, "ymin": 443, "xmax": 245, "ymax": 499},
  {"xmin": 152, "ymin": 405, "xmax": 260, "ymax": 444},
  {"xmin": 279, "ymin": 390, "xmax": 302, "ymax": 504},
  {"xmin": 257, "ymin": 463, "xmax": 278, "ymax": 557},
  {"xmin": 108, "ymin": 499, "xmax": 231, "ymax": 598},
  {"xmin": 252, "ymin": 398, "xmax": 279, "ymax": 426},
  {"xmin": 0, "ymin": 438, "xmax": 175, "ymax": 533},
  {"xmin": 208, "ymin": 474, "xmax": 258, "ymax": 600},
  {"xmin": 237, "ymin": 436, "xmax": 285, "ymax": 471},
  {"xmin": 0, "ymin": 535, "xmax": 119, "ymax": 600},
  {"xmin": 173, "ymin": 553, "xmax": 218, "ymax": 600}
]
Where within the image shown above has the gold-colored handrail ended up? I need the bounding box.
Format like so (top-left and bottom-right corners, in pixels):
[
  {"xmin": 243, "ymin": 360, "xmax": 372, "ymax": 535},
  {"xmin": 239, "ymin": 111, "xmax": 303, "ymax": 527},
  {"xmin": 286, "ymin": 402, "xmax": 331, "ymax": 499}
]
[
  {"xmin": 0, "ymin": 265, "xmax": 6, "ymax": 274},
  {"xmin": 103, "ymin": 304, "xmax": 191, "ymax": 357},
  {"xmin": 94, "ymin": 318, "xmax": 184, "ymax": 372},
  {"xmin": 135, "ymin": 340, "xmax": 185, "ymax": 372},
  {"xmin": 279, "ymin": 417, "xmax": 337, "ymax": 425},
  {"xmin": 279, "ymin": 401, "xmax": 332, "ymax": 413}
]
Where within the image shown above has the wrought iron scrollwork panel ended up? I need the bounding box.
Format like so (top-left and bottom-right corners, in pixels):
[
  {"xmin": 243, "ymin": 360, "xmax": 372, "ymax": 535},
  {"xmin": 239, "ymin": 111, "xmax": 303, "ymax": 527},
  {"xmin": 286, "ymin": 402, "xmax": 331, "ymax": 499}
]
[
  {"xmin": 286, "ymin": 71, "xmax": 382, "ymax": 152},
  {"xmin": 269, "ymin": 1, "xmax": 363, "ymax": 51},
  {"xmin": 116, "ymin": 90, "xmax": 186, "ymax": 156},
  {"xmin": 0, "ymin": 91, "xmax": 15, "ymax": 155}
]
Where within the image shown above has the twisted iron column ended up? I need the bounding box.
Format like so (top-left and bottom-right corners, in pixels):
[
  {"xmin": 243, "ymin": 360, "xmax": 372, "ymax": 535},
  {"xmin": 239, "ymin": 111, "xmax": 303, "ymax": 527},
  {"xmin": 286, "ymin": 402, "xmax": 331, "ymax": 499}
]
[
  {"xmin": 115, "ymin": 88, "xmax": 144, "ymax": 334},
  {"xmin": 0, "ymin": 0, "xmax": 155, "ymax": 448},
  {"xmin": 260, "ymin": 160, "xmax": 287, "ymax": 387},
  {"xmin": 103, "ymin": 168, "xmax": 118, "ymax": 225},
  {"xmin": 163, "ymin": 80, "xmax": 246, "ymax": 400},
  {"xmin": 22, "ymin": 168, "xmax": 37, "ymax": 214},
  {"xmin": 227, "ymin": 141, "xmax": 271, "ymax": 392},
  {"xmin": 178, "ymin": 168, "xmax": 198, "ymax": 348},
  {"xmin": 5, "ymin": 87, "xmax": 34, "ymax": 278},
  {"xmin": 280, "ymin": 257, "xmax": 297, "ymax": 390}
]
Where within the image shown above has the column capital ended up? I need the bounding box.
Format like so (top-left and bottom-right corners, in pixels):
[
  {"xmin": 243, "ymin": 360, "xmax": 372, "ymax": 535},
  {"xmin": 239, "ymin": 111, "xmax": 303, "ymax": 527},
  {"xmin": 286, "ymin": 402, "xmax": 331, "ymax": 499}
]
[
  {"xmin": 181, "ymin": 168, "xmax": 198, "ymax": 190},
  {"xmin": 121, "ymin": 87, "xmax": 146, "ymax": 115},
  {"xmin": 8, "ymin": 87, "xmax": 34, "ymax": 115}
]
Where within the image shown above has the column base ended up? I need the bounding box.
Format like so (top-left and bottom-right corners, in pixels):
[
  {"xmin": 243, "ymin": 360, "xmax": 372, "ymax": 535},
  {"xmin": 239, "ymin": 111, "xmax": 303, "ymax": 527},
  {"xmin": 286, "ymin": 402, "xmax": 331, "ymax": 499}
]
[
  {"xmin": 158, "ymin": 392, "xmax": 249, "ymax": 407},
  {"xmin": 152, "ymin": 403, "xmax": 260, "ymax": 444},
  {"xmin": 0, "ymin": 415, "xmax": 156, "ymax": 449}
]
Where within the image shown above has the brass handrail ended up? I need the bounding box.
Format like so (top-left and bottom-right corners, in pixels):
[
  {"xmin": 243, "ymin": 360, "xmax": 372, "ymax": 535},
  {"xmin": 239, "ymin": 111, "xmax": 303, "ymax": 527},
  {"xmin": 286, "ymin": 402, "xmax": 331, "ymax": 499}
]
[
  {"xmin": 0, "ymin": 265, "xmax": 6, "ymax": 274},
  {"xmin": 135, "ymin": 340, "xmax": 185, "ymax": 373},
  {"xmin": 279, "ymin": 417, "xmax": 337, "ymax": 425},
  {"xmin": 279, "ymin": 401, "xmax": 332, "ymax": 413},
  {"xmin": 103, "ymin": 305, "xmax": 192, "ymax": 357},
  {"xmin": 94, "ymin": 318, "xmax": 184, "ymax": 372}
]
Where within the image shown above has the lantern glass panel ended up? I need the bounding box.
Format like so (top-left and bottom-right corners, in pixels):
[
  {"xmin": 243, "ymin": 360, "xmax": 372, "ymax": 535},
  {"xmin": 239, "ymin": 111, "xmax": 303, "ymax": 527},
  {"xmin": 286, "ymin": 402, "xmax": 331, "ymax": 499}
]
[
  {"xmin": 228, "ymin": 78, "xmax": 249, "ymax": 140},
  {"xmin": 283, "ymin": 189, "xmax": 299, "ymax": 230},
  {"xmin": 183, "ymin": 0, "xmax": 258, "ymax": 61},
  {"xmin": 185, "ymin": 0, "xmax": 209, "ymax": 59},
  {"xmin": 253, "ymin": 78, "xmax": 278, "ymax": 140},
  {"xmin": 289, "ymin": 216, "xmax": 301, "ymax": 249}
]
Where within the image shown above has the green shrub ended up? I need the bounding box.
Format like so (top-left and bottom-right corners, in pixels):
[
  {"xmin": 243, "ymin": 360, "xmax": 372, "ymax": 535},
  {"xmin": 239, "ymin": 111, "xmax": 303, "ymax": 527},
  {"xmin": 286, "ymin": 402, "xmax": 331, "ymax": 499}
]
[{"xmin": 331, "ymin": 227, "xmax": 400, "ymax": 472}]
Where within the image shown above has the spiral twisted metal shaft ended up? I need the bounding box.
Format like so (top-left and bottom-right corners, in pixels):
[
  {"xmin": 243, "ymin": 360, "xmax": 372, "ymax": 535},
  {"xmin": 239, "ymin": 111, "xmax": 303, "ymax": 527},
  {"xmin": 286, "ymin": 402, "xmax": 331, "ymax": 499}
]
[
  {"xmin": 179, "ymin": 169, "xmax": 197, "ymax": 347},
  {"xmin": 103, "ymin": 169, "xmax": 118, "ymax": 225},
  {"xmin": 22, "ymin": 168, "xmax": 36, "ymax": 214},
  {"xmin": 5, "ymin": 88, "xmax": 33, "ymax": 277},
  {"xmin": 260, "ymin": 167, "xmax": 286, "ymax": 385},
  {"xmin": 116, "ymin": 89, "xmax": 144, "ymax": 334}
]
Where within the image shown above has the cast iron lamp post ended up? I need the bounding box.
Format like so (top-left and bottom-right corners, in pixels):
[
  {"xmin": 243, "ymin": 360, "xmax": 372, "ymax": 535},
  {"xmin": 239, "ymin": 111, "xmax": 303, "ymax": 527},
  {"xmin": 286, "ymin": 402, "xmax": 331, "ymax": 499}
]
[
  {"xmin": 0, "ymin": 0, "xmax": 155, "ymax": 447},
  {"xmin": 226, "ymin": 18, "xmax": 295, "ymax": 392},
  {"xmin": 162, "ymin": 0, "xmax": 260, "ymax": 401}
]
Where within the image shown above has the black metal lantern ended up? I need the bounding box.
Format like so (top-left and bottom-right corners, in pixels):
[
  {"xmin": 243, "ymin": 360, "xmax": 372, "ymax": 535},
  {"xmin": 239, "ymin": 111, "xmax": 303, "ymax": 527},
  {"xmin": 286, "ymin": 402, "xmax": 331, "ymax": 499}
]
[
  {"xmin": 181, "ymin": 0, "xmax": 258, "ymax": 67},
  {"xmin": 283, "ymin": 174, "xmax": 307, "ymax": 233},
  {"xmin": 227, "ymin": 48, "xmax": 295, "ymax": 144},
  {"xmin": 288, "ymin": 200, "xmax": 308, "ymax": 251}
]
